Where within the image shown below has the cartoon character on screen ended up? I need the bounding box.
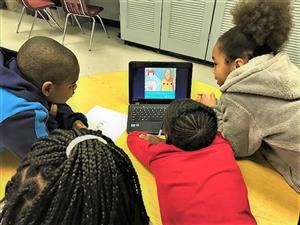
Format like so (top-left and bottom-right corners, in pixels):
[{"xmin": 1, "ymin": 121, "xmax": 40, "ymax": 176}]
[
  {"xmin": 145, "ymin": 68, "xmax": 160, "ymax": 91},
  {"xmin": 161, "ymin": 69, "xmax": 175, "ymax": 91}
]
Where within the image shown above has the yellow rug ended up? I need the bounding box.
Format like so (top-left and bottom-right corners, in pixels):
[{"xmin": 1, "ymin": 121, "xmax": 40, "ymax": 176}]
[
  {"xmin": 1, "ymin": 72, "xmax": 299, "ymax": 225},
  {"xmin": 0, "ymin": 150, "xmax": 19, "ymax": 198}
]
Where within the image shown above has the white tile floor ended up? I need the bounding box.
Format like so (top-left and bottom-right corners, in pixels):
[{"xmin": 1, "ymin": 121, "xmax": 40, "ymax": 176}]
[{"xmin": 0, "ymin": 8, "xmax": 218, "ymax": 87}]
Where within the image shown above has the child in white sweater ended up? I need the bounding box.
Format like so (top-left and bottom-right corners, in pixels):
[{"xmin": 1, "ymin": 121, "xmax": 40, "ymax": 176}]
[{"xmin": 197, "ymin": 0, "xmax": 300, "ymax": 193}]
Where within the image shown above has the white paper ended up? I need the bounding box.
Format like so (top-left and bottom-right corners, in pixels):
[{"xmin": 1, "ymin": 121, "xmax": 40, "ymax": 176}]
[{"xmin": 86, "ymin": 105, "xmax": 128, "ymax": 141}]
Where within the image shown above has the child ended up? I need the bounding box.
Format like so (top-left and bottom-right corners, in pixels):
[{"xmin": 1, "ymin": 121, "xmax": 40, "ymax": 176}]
[
  {"xmin": 0, "ymin": 129, "xmax": 150, "ymax": 225},
  {"xmin": 196, "ymin": 0, "xmax": 300, "ymax": 192},
  {"xmin": 0, "ymin": 36, "xmax": 88, "ymax": 159},
  {"xmin": 127, "ymin": 99, "xmax": 256, "ymax": 225}
]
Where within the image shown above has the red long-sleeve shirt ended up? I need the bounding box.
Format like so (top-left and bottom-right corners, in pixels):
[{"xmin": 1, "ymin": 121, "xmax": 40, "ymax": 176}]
[{"xmin": 127, "ymin": 131, "xmax": 256, "ymax": 225}]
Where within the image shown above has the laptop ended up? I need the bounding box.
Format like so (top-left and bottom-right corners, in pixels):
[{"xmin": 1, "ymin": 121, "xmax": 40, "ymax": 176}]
[{"xmin": 127, "ymin": 61, "xmax": 193, "ymax": 134}]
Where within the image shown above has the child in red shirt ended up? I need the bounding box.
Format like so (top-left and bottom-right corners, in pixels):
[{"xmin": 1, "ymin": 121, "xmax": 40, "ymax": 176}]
[{"xmin": 127, "ymin": 99, "xmax": 256, "ymax": 225}]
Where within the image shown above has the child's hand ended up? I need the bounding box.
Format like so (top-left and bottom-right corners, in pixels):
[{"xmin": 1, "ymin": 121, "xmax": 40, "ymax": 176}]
[
  {"xmin": 139, "ymin": 133, "xmax": 165, "ymax": 144},
  {"xmin": 49, "ymin": 104, "xmax": 58, "ymax": 117},
  {"xmin": 195, "ymin": 92, "xmax": 217, "ymax": 107},
  {"xmin": 73, "ymin": 120, "xmax": 87, "ymax": 129}
]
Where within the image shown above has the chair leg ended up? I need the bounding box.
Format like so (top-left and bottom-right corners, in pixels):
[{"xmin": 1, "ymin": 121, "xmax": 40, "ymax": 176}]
[
  {"xmin": 43, "ymin": 9, "xmax": 63, "ymax": 32},
  {"xmin": 62, "ymin": 13, "xmax": 71, "ymax": 45},
  {"xmin": 37, "ymin": 10, "xmax": 53, "ymax": 28},
  {"xmin": 70, "ymin": 15, "xmax": 75, "ymax": 26},
  {"xmin": 29, "ymin": 11, "xmax": 38, "ymax": 39},
  {"xmin": 89, "ymin": 17, "xmax": 96, "ymax": 51},
  {"xmin": 16, "ymin": 6, "xmax": 25, "ymax": 33},
  {"xmin": 72, "ymin": 15, "xmax": 84, "ymax": 34},
  {"xmin": 48, "ymin": 7, "xmax": 54, "ymax": 19},
  {"xmin": 96, "ymin": 15, "xmax": 109, "ymax": 38},
  {"xmin": 48, "ymin": 7, "xmax": 61, "ymax": 23},
  {"xmin": 55, "ymin": 7, "xmax": 61, "ymax": 22}
]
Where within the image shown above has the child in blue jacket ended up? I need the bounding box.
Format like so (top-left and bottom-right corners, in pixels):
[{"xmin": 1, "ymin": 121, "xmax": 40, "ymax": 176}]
[{"xmin": 0, "ymin": 36, "xmax": 88, "ymax": 158}]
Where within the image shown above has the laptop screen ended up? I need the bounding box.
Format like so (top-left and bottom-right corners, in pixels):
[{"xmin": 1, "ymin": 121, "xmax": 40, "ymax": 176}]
[{"xmin": 129, "ymin": 62, "xmax": 193, "ymax": 104}]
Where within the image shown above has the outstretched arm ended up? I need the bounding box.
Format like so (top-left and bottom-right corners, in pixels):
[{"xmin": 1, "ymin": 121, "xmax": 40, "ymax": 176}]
[{"xmin": 127, "ymin": 131, "xmax": 165, "ymax": 169}]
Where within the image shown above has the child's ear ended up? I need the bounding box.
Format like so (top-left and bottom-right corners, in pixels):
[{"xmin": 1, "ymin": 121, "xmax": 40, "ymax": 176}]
[
  {"xmin": 233, "ymin": 58, "xmax": 247, "ymax": 69},
  {"xmin": 41, "ymin": 81, "xmax": 54, "ymax": 97}
]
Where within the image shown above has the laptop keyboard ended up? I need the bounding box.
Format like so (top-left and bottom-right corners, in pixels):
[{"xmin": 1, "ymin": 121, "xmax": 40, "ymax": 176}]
[{"xmin": 131, "ymin": 105, "xmax": 167, "ymax": 122}]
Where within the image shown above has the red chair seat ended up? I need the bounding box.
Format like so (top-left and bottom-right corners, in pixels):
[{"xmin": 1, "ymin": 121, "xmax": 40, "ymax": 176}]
[
  {"xmin": 61, "ymin": 0, "xmax": 109, "ymax": 50},
  {"xmin": 25, "ymin": 0, "xmax": 54, "ymax": 10},
  {"xmin": 86, "ymin": 5, "xmax": 103, "ymax": 17}
]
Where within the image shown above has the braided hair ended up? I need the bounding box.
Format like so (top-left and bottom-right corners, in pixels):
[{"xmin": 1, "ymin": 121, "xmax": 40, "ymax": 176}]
[
  {"xmin": 218, "ymin": 0, "xmax": 292, "ymax": 63},
  {"xmin": 0, "ymin": 129, "xmax": 149, "ymax": 225},
  {"xmin": 163, "ymin": 99, "xmax": 217, "ymax": 151}
]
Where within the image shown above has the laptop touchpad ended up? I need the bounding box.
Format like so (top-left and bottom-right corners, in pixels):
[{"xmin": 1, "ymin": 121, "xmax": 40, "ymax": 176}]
[{"xmin": 151, "ymin": 122, "xmax": 161, "ymax": 134}]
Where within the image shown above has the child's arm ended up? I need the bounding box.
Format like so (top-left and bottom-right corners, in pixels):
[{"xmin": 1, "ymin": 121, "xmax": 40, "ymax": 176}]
[
  {"xmin": 127, "ymin": 131, "xmax": 165, "ymax": 169},
  {"xmin": 51, "ymin": 104, "xmax": 88, "ymax": 130},
  {"xmin": 215, "ymin": 97, "xmax": 262, "ymax": 157},
  {"xmin": 138, "ymin": 133, "xmax": 165, "ymax": 144},
  {"xmin": 0, "ymin": 108, "xmax": 49, "ymax": 159}
]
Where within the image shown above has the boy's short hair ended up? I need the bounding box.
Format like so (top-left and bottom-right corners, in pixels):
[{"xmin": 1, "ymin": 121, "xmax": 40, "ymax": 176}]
[
  {"xmin": 17, "ymin": 36, "xmax": 79, "ymax": 88},
  {"xmin": 164, "ymin": 99, "xmax": 217, "ymax": 151}
]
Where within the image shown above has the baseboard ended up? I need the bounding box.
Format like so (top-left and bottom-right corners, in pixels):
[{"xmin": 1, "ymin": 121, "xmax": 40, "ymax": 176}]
[{"xmin": 124, "ymin": 41, "xmax": 213, "ymax": 66}]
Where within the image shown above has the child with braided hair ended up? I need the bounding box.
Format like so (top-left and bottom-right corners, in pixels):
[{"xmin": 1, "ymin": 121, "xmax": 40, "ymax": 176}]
[
  {"xmin": 127, "ymin": 99, "xmax": 256, "ymax": 225},
  {"xmin": 0, "ymin": 129, "xmax": 150, "ymax": 225},
  {"xmin": 196, "ymin": 0, "xmax": 300, "ymax": 193}
]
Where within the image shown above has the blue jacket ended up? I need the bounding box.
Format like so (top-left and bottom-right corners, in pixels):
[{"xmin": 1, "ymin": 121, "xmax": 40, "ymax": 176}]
[{"xmin": 0, "ymin": 47, "xmax": 88, "ymax": 158}]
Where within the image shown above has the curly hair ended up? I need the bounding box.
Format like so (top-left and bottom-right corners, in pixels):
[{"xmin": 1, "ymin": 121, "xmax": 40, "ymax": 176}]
[
  {"xmin": 163, "ymin": 99, "xmax": 217, "ymax": 151},
  {"xmin": 218, "ymin": 0, "xmax": 292, "ymax": 63},
  {"xmin": 0, "ymin": 129, "xmax": 149, "ymax": 225}
]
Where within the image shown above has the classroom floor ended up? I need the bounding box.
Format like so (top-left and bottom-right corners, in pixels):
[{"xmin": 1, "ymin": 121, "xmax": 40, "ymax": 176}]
[{"xmin": 0, "ymin": 8, "xmax": 217, "ymax": 87}]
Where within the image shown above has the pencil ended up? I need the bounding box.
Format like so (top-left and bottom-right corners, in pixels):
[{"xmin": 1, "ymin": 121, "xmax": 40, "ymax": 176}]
[
  {"xmin": 158, "ymin": 129, "xmax": 162, "ymax": 136},
  {"xmin": 158, "ymin": 122, "xmax": 163, "ymax": 136}
]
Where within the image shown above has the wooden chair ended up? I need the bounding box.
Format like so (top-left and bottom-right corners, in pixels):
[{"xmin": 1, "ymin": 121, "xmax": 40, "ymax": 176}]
[{"xmin": 61, "ymin": 0, "xmax": 109, "ymax": 51}]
